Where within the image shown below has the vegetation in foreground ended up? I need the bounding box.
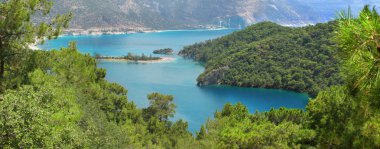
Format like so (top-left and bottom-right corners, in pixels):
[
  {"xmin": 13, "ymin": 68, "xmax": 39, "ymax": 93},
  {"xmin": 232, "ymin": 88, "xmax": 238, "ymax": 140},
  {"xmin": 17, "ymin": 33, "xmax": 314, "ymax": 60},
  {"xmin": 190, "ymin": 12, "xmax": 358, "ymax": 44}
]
[{"xmin": 0, "ymin": 1, "xmax": 379, "ymax": 148}]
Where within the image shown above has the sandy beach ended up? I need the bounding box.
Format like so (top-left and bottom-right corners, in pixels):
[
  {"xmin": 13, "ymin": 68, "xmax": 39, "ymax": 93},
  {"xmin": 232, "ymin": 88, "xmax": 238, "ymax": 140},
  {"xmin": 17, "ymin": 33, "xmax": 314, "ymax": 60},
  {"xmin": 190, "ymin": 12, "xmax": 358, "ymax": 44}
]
[{"xmin": 29, "ymin": 44, "xmax": 40, "ymax": 50}]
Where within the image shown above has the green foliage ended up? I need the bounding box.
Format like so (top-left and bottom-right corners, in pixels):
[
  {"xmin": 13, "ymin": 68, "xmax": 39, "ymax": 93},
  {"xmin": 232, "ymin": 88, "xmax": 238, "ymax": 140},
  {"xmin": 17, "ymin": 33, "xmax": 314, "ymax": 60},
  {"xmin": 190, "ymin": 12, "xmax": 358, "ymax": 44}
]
[
  {"xmin": 307, "ymin": 5, "xmax": 380, "ymax": 148},
  {"xmin": 1, "ymin": 1, "xmax": 379, "ymax": 148},
  {"xmin": 153, "ymin": 48, "xmax": 174, "ymax": 55},
  {"xmin": 0, "ymin": 74, "xmax": 84, "ymax": 148},
  {"xmin": 96, "ymin": 52, "xmax": 161, "ymax": 61},
  {"xmin": 140, "ymin": 93, "xmax": 194, "ymax": 148},
  {"xmin": 0, "ymin": 1, "xmax": 193, "ymax": 147},
  {"xmin": 0, "ymin": 43, "xmax": 195, "ymax": 148},
  {"xmin": 307, "ymin": 86, "xmax": 355, "ymax": 148},
  {"xmin": 196, "ymin": 125, "xmax": 206, "ymax": 140},
  {"xmin": 336, "ymin": 5, "xmax": 380, "ymax": 95},
  {"xmin": 197, "ymin": 103, "xmax": 315, "ymax": 149},
  {"xmin": 144, "ymin": 93, "xmax": 176, "ymax": 121},
  {"xmin": 180, "ymin": 21, "xmax": 342, "ymax": 96},
  {"xmin": 0, "ymin": 0, "xmax": 72, "ymax": 92}
]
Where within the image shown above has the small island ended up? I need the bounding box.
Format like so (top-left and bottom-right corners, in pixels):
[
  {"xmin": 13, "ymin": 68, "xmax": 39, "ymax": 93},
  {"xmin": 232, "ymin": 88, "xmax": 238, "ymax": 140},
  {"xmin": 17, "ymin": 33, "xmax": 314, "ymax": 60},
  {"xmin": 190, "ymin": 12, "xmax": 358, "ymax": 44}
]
[
  {"xmin": 95, "ymin": 53, "xmax": 161, "ymax": 62},
  {"xmin": 153, "ymin": 48, "xmax": 174, "ymax": 55}
]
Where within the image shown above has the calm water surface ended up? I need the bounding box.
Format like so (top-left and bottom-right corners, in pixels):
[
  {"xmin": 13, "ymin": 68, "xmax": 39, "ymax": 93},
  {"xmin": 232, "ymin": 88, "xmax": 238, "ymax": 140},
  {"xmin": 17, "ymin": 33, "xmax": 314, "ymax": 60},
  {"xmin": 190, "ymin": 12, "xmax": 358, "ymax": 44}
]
[{"xmin": 39, "ymin": 29, "xmax": 309, "ymax": 132}]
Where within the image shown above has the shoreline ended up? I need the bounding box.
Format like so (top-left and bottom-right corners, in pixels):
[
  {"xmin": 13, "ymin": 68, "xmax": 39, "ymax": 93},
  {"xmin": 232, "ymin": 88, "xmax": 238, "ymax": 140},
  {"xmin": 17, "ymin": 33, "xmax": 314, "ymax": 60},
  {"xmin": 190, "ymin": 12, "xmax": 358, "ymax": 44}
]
[
  {"xmin": 29, "ymin": 27, "xmax": 236, "ymax": 56},
  {"xmin": 62, "ymin": 27, "xmax": 235, "ymax": 36},
  {"xmin": 29, "ymin": 43, "xmax": 40, "ymax": 50},
  {"xmin": 60, "ymin": 22, "xmax": 316, "ymax": 37},
  {"xmin": 28, "ymin": 43, "xmax": 176, "ymax": 64}
]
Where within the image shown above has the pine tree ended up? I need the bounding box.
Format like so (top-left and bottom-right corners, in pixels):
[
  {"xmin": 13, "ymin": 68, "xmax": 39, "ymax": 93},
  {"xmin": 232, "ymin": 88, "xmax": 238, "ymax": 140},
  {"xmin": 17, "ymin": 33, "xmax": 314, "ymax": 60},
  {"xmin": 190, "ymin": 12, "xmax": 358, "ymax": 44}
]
[
  {"xmin": 308, "ymin": 5, "xmax": 380, "ymax": 148},
  {"xmin": 0, "ymin": 0, "xmax": 72, "ymax": 91}
]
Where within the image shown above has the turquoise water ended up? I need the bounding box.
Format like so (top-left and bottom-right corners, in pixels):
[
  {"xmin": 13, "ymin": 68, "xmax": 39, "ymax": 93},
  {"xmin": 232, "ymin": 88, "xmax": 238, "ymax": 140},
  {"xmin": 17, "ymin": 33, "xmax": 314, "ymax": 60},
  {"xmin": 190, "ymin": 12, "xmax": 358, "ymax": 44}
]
[{"xmin": 39, "ymin": 29, "xmax": 309, "ymax": 133}]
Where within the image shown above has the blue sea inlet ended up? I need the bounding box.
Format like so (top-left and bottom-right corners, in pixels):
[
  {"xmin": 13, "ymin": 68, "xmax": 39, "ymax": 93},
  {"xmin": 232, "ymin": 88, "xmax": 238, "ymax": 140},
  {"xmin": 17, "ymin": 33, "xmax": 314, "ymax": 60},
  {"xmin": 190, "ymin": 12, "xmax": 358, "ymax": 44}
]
[{"xmin": 39, "ymin": 29, "xmax": 309, "ymax": 133}]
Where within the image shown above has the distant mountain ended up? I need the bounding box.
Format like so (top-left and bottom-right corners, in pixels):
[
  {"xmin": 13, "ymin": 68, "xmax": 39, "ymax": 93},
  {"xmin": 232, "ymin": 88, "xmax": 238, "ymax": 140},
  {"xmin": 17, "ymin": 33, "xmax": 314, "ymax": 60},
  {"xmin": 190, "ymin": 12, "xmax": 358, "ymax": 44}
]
[{"xmin": 40, "ymin": 0, "xmax": 379, "ymax": 31}]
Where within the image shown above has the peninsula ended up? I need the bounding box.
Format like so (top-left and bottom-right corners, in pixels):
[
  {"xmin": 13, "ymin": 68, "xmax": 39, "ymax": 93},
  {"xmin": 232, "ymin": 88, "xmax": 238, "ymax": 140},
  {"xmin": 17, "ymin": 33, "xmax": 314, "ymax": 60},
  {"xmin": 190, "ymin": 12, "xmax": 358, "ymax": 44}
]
[
  {"xmin": 96, "ymin": 53, "xmax": 159, "ymax": 60},
  {"xmin": 95, "ymin": 53, "xmax": 175, "ymax": 63}
]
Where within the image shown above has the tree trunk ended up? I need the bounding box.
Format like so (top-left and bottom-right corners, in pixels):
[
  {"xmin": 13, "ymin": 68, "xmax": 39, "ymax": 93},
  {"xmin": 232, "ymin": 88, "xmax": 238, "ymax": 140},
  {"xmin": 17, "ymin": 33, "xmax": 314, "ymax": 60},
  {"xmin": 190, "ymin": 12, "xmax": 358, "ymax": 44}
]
[
  {"xmin": 0, "ymin": 59, "xmax": 4, "ymax": 80},
  {"xmin": 0, "ymin": 58, "xmax": 4, "ymax": 93}
]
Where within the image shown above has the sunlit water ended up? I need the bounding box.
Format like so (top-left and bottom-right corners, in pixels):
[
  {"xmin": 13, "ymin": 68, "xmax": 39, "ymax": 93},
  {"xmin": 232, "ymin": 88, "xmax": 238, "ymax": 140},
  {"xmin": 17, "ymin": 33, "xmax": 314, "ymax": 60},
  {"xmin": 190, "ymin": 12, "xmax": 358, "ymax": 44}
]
[{"xmin": 39, "ymin": 29, "xmax": 309, "ymax": 133}]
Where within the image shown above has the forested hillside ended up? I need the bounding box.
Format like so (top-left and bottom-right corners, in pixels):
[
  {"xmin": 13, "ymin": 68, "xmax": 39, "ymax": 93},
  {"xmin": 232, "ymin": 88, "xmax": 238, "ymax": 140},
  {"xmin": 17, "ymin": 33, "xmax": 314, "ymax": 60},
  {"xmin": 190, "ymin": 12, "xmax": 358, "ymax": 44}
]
[
  {"xmin": 180, "ymin": 21, "xmax": 342, "ymax": 96},
  {"xmin": 1, "ymin": 1, "xmax": 380, "ymax": 148}
]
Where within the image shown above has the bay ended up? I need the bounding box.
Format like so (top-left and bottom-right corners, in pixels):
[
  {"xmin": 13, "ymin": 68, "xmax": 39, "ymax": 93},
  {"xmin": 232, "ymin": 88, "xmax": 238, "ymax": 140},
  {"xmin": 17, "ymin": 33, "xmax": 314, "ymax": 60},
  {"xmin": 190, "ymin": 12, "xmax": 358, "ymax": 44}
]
[{"xmin": 39, "ymin": 29, "xmax": 309, "ymax": 133}]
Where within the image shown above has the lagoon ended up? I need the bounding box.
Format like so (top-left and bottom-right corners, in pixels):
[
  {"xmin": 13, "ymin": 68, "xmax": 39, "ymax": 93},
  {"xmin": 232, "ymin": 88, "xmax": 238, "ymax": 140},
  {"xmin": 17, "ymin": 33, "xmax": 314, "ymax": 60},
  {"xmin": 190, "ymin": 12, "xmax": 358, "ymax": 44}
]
[{"xmin": 39, "ymin": 29, "xmax": 309, "ymax": 133}]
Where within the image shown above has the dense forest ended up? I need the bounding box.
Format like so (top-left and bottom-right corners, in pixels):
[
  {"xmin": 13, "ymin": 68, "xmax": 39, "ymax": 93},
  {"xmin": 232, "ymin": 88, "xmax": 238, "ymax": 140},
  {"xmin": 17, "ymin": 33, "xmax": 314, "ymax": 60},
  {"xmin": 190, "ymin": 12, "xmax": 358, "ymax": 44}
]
[
  {"xmin": 153, "ymin": 48, "xmax": 174, "ymax": 55},
  {"xmin": 1, "ymin": 1, "xmax": 379, "ymax": 148},
  {"xmin": 180, "ymin": 21, "xmax": 342, "ymax": 96}
]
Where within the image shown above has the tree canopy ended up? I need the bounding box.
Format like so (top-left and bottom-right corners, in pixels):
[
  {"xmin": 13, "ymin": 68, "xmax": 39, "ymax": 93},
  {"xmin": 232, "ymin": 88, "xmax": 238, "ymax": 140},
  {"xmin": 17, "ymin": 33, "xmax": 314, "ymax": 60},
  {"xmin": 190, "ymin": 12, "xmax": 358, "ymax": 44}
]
[
  {"xmin": 0, "ymin": 0, "xmax": 71, "ymax": 92},
  {"xmin": 180, "ymin": 21, "xmax": 342, "ymax": 97},
  {"xmin": 0, "ymin": 1, "xmax": 379, "ymax": 148},
  {"xmin": 307, "ymin": 5, "xmax": 380, "ymax": 148}
]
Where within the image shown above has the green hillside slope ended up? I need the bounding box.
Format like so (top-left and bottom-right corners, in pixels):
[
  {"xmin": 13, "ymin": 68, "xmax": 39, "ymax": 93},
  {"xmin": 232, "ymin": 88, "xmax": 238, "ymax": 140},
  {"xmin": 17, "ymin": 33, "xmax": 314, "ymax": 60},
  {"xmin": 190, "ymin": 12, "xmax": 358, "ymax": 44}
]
[{"xmin": 180, "ymin": 22, "xmax": 342, "ymax": 96}]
